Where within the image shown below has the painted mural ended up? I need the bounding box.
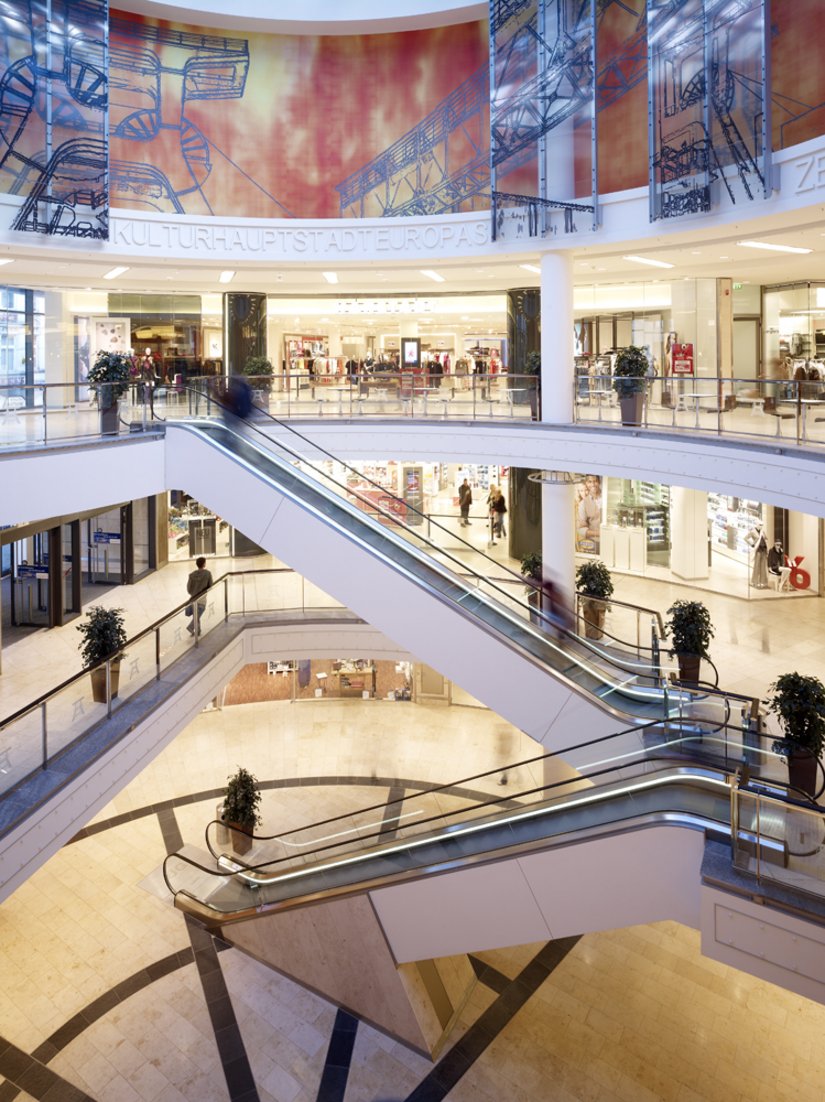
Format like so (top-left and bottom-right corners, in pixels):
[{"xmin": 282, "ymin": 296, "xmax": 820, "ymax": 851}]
[
  {"xmin": 0, "ymin": 4, "xmax": 823, "ymax": 228},
  {"xmin": 107, "ymin": 10, "xmax": 489, "ymax": 220}
]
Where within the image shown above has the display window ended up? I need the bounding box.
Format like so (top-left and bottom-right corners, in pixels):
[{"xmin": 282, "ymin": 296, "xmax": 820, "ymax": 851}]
[
  {"xmin": 221, "ymin": 658, "xmax": 414, "ymax": 705},
  {"xmin": 168, "ymin": 492, "xmax": 232, "ymax": 561}
]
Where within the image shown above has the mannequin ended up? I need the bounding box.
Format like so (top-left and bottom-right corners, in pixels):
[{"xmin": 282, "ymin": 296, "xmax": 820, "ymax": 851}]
[
  {"xmin": 767, "ymin": 539, "xmax": 791, "ymax": 591},
  {"xmin": 746, "ymin": 522, "xmax": 768, "ymax": 588}
]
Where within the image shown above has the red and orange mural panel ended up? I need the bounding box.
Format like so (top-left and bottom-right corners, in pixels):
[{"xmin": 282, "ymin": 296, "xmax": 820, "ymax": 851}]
[{"xmin": 108, "ymin": 11, "xmax": 488, "ymax": 219}]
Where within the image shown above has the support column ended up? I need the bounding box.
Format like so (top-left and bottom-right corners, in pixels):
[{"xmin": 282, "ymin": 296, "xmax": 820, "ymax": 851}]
[
  {"xmin": 540, "ymin": 476, "xmax": 576, "ymax": 613},
  {"xmin": 223, "ymin": 293, "xmax": 267, "ymax": 375},
  {"xmin": 540, "ymin": 251, "xmax": 574, "ymax": 423},
  {"xmin": 670, "ymin": 487, "xmax": 709, "ymax": 581}
]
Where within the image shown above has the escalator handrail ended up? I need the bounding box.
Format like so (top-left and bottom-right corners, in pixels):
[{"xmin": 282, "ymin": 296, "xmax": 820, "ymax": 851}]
[
  {"xmin": 158, "ymin": 387, "xmax": 665, "ymax": 669},
  {"xmin": 163, "ymin": 761, "xmax": 741, "ymax": 905},
  {"xmin": 200, "ymin": 715, "xmax": 778, "ymax": 868},
  {"xmin": 164, "ymin": 400, "xmax": 679, "ymax": 693}
]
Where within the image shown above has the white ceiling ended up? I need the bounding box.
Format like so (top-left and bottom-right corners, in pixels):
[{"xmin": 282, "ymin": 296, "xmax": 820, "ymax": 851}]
[{"xmin": 1, "ymin": 203, "xmax": 824, "ymax": 301}]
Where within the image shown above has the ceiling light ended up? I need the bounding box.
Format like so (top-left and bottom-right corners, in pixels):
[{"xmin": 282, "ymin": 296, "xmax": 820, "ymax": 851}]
[
  {"xmin": 519, "ymin": 264, "xmax": 541, "ymax": 274},
  {"xmin": 622, "ymin": 255, "xmax": 674, "ymax": 269},
  {"xmin": 322, "ymin": 272, "xmax": 338, "ymax": 284},
  {"xmin": 219, "ymin": 270, "xmax": 235, "ymax": 284},
  {"xmin": 0, "ymin": 258, "xmax": 13, "ymax": 267},
  {"xmin": 737, "ymin": 240, "xmax": 812, "ymax": 254},
  {"xmin": 420, "ymin": 269, "xmax": 445, "ymax": 283},
  {"xmin": 103, "ymin": 266, "xmax": 129, "ymax": 280}
]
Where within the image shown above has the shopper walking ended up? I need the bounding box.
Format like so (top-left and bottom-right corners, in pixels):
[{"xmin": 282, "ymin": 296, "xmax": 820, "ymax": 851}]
[
  {"xmin": 186, "ymin": 556, "xmax": 213, "ymax": 636},
  {"xmin": 458, "ymin": 479, "xmax": 473, "ymax": 526},
  {"xmin": 490, "ymin": 487, "xmax": 507, "ymax": 542}
]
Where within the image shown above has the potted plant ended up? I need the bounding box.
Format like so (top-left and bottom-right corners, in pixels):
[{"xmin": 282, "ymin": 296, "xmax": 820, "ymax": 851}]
[
  {"xmin": 242, "ymin": 354, "xmax": 274, "ymax": 395},
  {"xmin": 664, "ymin": 599, "xmax": 713, "ymax": 687},
  {"xmin": 77, "ymin": 606, "xmax": 127, "ymax": 703},
  {"xmin": 525, "ymin": 349, "xmax": 541, "ymax": 421},
  {"xmin": 88, "ymin": 349, "xmax": 132, "ymax": 435},
  {"xmin": 520, "ymin": 552, "xmax": 543, "ymax": 624},
  {"xmin": 221, "ymin": 766, "xmax": 262, "ymax": 854},
  {"xmin": 612, "ymin": 345, "xmax": 649, "ymax": 426},
  {"xmin": 576, "ymin": 560, "xmax": 613, "ymax": 640},
  {"xmin": 766, "ymin": 673, "xmax": 825, "ymax": 800}
]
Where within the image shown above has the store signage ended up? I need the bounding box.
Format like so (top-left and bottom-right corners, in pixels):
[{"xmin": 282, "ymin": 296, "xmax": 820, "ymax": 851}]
[
  {"xmin": 93, "ymin": 531, "xmax": 121, "ymax": 544},
  {"xmin": 788, "ymin": 555, "xmax": 811, "ymax": 591},
  {"xmin": 793, "ymin": 152, "xmax": 825, "ymax": 195},
  {"xmin": 110, "ymin": 217, "xmax": 491, "ymax": 258},
  {"xmin": 671, "ymin": 342, "xmax": 694, "ymax": 375},
  {"xmin": 16, "ymin": 564, "xmax": 48, "ymax": 579}
]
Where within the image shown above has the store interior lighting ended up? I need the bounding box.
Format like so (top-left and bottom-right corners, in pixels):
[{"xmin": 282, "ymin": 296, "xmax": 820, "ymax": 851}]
[
  {"xmin": 322, "ymin": 272, "xmax": 338, "ymax": 284},
  {"xmin": 622, "ymin": 255, "xmax": 674, "ymax": 270},
  {"xmin": 103, "ymin": 266, "xmax": 130, "ymax": 280},
  {"xmin": 219, "ymin": 270, "xmax": 235, "ymax": 283},
  {"xmin": 0, "ymin": 258, "xmax": 13, "ymax": 267},
  {"xmin": 737, "ymin": 240, "xmax": 812, "ymax": 254},
  {"xmin": 420, "ymin": 270, "xmax": 445, "ymax": 282},
  {"xmin": 519, "ymin": 264, "xmax": 541, "ymax": 274}
]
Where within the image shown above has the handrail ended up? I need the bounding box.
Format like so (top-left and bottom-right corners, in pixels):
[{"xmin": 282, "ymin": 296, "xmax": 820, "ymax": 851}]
[
  {"xmin": 159, "ymin": 387, "xmax": 669, "ymax": 685},
  {"xmin": 0, "ymin": 567, "xmax": 291, "ymax": 730}
]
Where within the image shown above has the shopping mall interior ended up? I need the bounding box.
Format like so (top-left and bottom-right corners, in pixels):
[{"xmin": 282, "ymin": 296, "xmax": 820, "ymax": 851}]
[{"xmin": 4, "ymin": 2, "xmax": 825, "ymax": 1101}]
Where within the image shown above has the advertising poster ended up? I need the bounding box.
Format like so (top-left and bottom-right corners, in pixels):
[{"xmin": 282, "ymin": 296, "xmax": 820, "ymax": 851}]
[
  {"xmin": 575, "ymin": 474, "xmax": 602, "ymax": 555},
  {"xmin": 671, "ymin": 343, "xmax": 695, "ymax": 376},
  {"xmin": 402, "ymin": 465, "xmax": 424, "ymax": 527}
]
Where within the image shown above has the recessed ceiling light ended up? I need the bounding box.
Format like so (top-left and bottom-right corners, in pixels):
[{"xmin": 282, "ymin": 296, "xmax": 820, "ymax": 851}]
[
  {"xmin": 622, "ymin": 255, "xmax": 674, "ymax": 269},
  {"xmin": 420, "ymin": 269, "xmax": 445, "ymax": 283},
  {"xmin": 0, "ymin": 258, "xmax": 14, "ymax": 267},
  {"xmin": 737, "ymin": 240, "xmax": 812, "ymax": 254},
  {"xmin": 322, "ymin": 272, "xmax": 338, "ymax": 284},
  {"xmin": 219, "ymin": 270, "xmax": 235, "ymax": 284},
  {"xmin": 519, "ymin": 264, "xmax": 541, "ymax": 274},
  {"xmin": 103, "ymin": 266, "xmax": 129, "ymax": 280}
]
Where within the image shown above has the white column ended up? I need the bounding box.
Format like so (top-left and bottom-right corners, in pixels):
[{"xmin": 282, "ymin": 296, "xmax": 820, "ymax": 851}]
[
  {"xmin": 541, "ymin": 478, "xmax": 576, "ymax": 612},
  {"xmin": 540, "ymin": 251, "xmax": 574, "ymax": 423},
  {"xmin": 670, "ymin": 487, "xmax": 709, "ymax": 580},
  {"xmin": 44, "ymin": 292, "xmax": 72, "ymax": 406}
]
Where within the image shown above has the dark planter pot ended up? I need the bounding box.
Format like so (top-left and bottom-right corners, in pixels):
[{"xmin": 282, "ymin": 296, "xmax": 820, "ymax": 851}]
[
  {"xmin": 581, "ymin": 598, "xmax": 607, "ymax": 640},
  {"xmin": 676, "ymin": 653, "xmax": 701, "ymax": 686},
  {"xmin": 90, "ymin": 659, "xmax": 121, "ymax": 703},
  {"xmin": 226, "ymin": 821, "xmax": 254, "ymax": 855},
  {"xmin": 787, "ymin": 748, "xmax": 819, "ymax": 801},
  {"xmin": 99, "ymin": 387, "xmax": 120, "ymax": 435},
  {"xmin": 618, "ymin": 392, "xmax": 644, "ymax": 426}
]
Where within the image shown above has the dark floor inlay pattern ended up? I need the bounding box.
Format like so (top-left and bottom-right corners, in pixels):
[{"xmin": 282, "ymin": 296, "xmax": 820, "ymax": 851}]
[
  {"xmin": 316, "ymin": 1009, "xmax": 359, "ymax": 1102},
  {"xmin": 0, "ymin": 1036, "xmax": 97, "ymax": 1101},
  {"xmin": 468, "ymin": 954, "xmax": 510, "ymax": 995},
  {"xmin": 404, "ymin": 936, "xmax": 582, "ymax": 1102}
]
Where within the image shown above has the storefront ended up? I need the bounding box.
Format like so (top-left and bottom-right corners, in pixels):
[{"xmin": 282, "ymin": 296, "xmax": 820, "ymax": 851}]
[{"xmin": 575, "ymin": 474, "xmax": 820, "ymax": 600}]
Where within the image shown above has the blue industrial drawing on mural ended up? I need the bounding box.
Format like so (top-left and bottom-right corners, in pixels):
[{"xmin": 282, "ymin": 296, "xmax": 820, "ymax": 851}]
[
  {"xmin": 107, "ymin": 15, "xmax": 293, "ymax": 218},
  {"xmin": 648, "ymin": 0, "xmax": 769, "ymax": 221},
  {"xmin": 335, "ymin": 66, "xmax": 490, "ymax": 219},
  {"xmin": 0, "ymin": 0, "xmax": 109, "ymax": 238},
  {"xmin": 490, "ymin": 0, "xmax": 596, "ymax": 239}
]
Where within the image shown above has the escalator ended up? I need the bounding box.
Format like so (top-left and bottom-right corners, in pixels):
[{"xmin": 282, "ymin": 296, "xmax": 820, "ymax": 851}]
[
  {"xmin": 163, "ymin": 718, "xmax": 779, "ymax": 932},
  {"xmin": 162, "ymin": 402, "xmax": 743, "ymax": 744}
]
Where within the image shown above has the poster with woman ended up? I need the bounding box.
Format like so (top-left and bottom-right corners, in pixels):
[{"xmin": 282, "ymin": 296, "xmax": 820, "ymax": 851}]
[{"xmin": 575, "ymin": 474, "xmax": 603, "ymax": 554}]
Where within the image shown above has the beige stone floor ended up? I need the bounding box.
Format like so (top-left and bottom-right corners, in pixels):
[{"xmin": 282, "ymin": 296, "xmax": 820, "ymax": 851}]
[{"xmin": 1, "ymin": 697, "xmax": 825, "ymax": 1101}]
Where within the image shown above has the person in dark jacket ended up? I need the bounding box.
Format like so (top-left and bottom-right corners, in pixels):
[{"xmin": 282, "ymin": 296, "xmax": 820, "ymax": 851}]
[
  {"xmin": 458, "ymin": 479, "xmax": 472, "ymax": 526},
  {"xmin": 186, "ymin": 556, "xmax": 213, "ymax": 635}
]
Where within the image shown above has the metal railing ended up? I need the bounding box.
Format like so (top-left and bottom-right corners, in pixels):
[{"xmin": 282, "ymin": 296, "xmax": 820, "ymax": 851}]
[
  {"xmin": 0, "ymin": 568, "xmax": 343, "ymax": 801},
  {"xmin": 573, "ymin": 371, "xmax": 825, "ymax": 446},
  {"xmin": 731, "ymin": 775, "xmax": 825, "ymax": 902}
]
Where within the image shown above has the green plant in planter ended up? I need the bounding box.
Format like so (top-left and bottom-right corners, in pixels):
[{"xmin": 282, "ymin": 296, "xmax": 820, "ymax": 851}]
[
  {"xmin": 575, "ymin": 560, "xmax": 614, "ymax": 601},
  {"xmin": 223, "ymin": 766, "xmax": 263, "ymax": 829},
  {"xmin": 766, "ymin": 673, "xmax": 825, "ymax": 760},
  {"xmin": 611, "ymin": 345, "xmax": 650, "ymax": 397},
  {"xmin": 76, "ymin": 606, "xmax": 127, "ymax": 668},
  {"xmin": 525, "ymin": 350, "xmax": 541, "ymax": 377},
  {"xmin": 519, "ymin": 552, "xmax": 542, "ymax": 582},
  {"xmin": 242, "ymin": 355, "xmax": 274, "ymax": 391},
  {"xmin": 664, "ymin": 599, "xmax": 714, "ymax": 659},
  {"xmin": 87, "ymin": 349, "xmax": 132, "ymax": 400}
]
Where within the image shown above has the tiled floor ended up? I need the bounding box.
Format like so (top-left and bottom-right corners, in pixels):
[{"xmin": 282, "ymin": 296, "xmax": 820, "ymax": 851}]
[{"xmin": 2, "ymin": 697, "xmax": 825, "ymax": 1101}]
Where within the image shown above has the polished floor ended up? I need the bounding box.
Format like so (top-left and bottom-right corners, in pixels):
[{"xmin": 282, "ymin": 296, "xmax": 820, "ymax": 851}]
[
  {"xmin": 1, "ymin": 695, "xmax": 825, "ymax": 1101},
  {"xmin": 1, "ymin": 542, "xmax": 825, "ymax": 1100}
]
